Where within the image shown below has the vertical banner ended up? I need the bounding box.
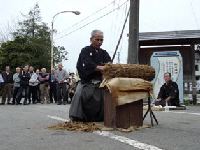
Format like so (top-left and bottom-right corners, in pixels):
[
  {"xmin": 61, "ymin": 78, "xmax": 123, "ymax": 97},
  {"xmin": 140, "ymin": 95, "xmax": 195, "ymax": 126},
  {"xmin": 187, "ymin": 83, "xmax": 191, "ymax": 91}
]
[{"xmin": 151, "ymin": 51, "xmax": 183, "ymax": 103}]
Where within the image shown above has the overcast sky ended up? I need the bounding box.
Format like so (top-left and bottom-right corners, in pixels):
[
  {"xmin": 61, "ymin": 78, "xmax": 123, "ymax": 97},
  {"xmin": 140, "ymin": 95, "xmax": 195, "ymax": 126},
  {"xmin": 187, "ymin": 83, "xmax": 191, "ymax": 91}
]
[{"xmin": 1, "ymin": 0, "xmax": 200, "ymax": 72}]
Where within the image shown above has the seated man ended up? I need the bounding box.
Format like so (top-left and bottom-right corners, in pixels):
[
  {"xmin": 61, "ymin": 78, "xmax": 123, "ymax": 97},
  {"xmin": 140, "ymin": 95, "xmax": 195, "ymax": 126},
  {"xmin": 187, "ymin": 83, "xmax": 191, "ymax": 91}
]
[
  {"xmin": 155, "ymin": 72, "xmax": 180, "ymax": 106},
  {"xmin": 69, "ymin": 30, "xmax": 111, "ymax": 122}
]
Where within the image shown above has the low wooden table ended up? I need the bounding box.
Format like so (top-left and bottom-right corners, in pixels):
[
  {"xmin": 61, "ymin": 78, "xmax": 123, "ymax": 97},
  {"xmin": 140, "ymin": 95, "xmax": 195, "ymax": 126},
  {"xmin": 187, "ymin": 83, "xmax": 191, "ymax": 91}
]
[{"xmin": 104, "ymin": 90, "xmax": 143, "ymax": 128}]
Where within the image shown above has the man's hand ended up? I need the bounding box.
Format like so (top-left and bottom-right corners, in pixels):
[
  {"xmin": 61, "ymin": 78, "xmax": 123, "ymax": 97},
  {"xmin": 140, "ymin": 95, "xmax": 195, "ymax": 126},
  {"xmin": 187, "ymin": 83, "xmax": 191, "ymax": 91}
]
[
  {"xmin": 165, "ymin": 97, "xmax": 171, "ymax": 102},
  {"xmin": 59, "ymin": 80, "xmax": 63, "ymax": 83},
  {"xmin": 157, "ymin": 98, "xmax": 162, "ymax": 102},
  {"xmin": 95, "ymin": 66, "xmax": 104, "ymax": 72}
]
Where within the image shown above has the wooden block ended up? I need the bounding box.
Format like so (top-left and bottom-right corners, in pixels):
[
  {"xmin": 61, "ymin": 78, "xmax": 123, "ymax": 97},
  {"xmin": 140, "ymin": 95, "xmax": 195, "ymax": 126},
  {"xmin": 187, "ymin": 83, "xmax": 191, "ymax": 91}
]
[
  {"xmin": 104, "ymin": 90, "xmax": 116, "ymax": 128},
  {"xmin": 104, "ymin": 90, "xmax": 143, "ymax": 128},
  {"xmin": 116, "ymin": 104, "xmax": 130, "ymax": 128},
  {"xmin": 129, "ymin": 100, "xmax": 143, "ymax": 127}
]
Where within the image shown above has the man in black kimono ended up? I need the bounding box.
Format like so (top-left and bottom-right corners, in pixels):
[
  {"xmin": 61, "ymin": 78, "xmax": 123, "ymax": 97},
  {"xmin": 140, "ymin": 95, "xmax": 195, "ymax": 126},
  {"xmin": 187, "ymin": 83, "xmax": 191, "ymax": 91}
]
[
  {"xmin": 69, "ymin": 30, "xmax": 111, "ymax": 122},
  {"xmin": 155, "ymin": 72, "xmax": 180, "ymax": 106}
]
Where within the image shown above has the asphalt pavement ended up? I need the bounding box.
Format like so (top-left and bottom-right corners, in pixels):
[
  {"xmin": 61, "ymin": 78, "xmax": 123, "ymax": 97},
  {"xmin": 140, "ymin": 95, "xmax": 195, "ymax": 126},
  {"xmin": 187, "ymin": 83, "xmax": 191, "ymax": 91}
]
[{"xmin": 0, "ymin": 101, "xmax": 200, "ymax": 150}]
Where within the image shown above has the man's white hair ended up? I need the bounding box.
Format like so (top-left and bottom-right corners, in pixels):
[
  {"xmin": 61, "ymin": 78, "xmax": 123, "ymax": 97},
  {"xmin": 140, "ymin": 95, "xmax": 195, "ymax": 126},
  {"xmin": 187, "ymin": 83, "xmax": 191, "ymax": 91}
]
[
  {"xmin": 58, "ymin": 62, "xmax": 63, "ymax": 66},
  {"xmin": 42, "ymin": 68, "xmax": 46, "ymax": 72},
  {"xmin": 91, "ymin": 30, "xmax": 104, "ymax": 38}
]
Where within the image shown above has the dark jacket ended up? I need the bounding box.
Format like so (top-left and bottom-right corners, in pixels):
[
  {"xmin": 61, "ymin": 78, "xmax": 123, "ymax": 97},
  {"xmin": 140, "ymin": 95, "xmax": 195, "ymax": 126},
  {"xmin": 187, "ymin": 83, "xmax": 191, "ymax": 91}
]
[
  {"xmin": 157, "ymin": 80, "xmax": 180, "ymax": 106},
  {"xmin": 2, "ymin": 71, "xmax": 13, "ymax": 83},
  {"xmin": 76, "ymin": 45, "xmax": 111, "ymax": 83},
  {"xmin": 39, "ymin": 73, "xmax": 49, "ymax": 84},
  {"xmin": 19, "ymin": 71, "xmax": 31, "ymax": 87},
  {"xmin": 49, "ymin": 73, "xmax": 57, "ymax": 84}
]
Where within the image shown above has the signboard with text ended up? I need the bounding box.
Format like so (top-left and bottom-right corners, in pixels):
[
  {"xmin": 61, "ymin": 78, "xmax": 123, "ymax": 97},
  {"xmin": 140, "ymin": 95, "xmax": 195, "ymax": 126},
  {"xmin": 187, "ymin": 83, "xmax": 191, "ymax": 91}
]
[{"xmin": 151, "ymin": 51, "xmax": 183, "ymax": 103}]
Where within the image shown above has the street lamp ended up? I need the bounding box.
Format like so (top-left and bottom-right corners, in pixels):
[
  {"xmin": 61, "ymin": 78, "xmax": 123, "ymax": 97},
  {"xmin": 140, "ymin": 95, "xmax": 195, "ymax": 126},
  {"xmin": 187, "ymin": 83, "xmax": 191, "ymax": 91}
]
[{"xmin": 51, "ymin": 11, "xmax": 80, "ymax": 69}]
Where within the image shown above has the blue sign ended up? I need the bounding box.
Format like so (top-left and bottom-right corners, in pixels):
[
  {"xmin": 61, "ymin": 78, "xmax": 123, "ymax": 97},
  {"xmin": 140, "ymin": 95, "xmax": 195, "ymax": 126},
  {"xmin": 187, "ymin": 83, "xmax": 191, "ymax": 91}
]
[{"xmin": 154, "ymin": 52, "xmax": 179, "ymax": 56}]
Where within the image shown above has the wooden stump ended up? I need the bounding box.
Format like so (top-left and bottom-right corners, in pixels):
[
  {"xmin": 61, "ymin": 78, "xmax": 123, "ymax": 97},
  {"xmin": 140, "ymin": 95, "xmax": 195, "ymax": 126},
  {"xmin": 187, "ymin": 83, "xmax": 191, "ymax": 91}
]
[{"xmin": 104, "ymin": 90, "xmax": 143, "ymax": 128}]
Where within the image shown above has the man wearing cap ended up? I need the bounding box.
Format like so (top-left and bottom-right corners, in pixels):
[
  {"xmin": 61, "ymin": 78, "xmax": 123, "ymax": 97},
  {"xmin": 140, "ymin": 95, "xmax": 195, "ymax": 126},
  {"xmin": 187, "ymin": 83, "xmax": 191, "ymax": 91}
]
[{"xmin": 69, "ymin": 72, "xmax": 77, "ymax": 82}]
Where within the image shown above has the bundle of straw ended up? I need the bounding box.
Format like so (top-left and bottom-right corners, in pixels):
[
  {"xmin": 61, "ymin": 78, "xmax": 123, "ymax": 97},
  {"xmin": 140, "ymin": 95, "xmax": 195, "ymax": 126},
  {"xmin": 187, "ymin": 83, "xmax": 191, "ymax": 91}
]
[{"xmin": 103, "ymin": 63, "xmax": 155, "ymax": 81}]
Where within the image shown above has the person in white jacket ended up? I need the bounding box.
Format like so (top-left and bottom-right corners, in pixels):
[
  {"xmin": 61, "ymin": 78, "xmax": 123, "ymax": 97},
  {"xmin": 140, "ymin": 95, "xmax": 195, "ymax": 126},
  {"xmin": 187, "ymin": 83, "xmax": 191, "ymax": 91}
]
[
  {"xmin": 29, "ymin": 66, "xmax": 39, "ymax": 104},
  {"xmin": 0, "ymin": 70, "xmax": 4, "ymax": 93}
]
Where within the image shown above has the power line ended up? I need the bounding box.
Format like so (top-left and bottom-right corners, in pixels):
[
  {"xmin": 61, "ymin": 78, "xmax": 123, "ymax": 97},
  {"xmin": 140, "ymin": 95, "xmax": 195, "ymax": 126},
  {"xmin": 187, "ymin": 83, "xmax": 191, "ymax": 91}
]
[
  {"xmin": 109, "ymin": 1, "xmax": 128, "ymax": 59},
  {"xmin": 140, "ymin": 19, "xmax": 163, "ymax": 31},
  {"xmin": 141, "ymin": 16, "xmax": 173, "ymax": 31},
  {"xmin": 119, "ymin": 36, "xmax": 123, "ymax": 53},
  {"xmin": 117, "ymin": 52, "xmax": 120, "ymax": 63},
  {"xmin": 108, "ymin": 0, "xmax": 118, "ymax": 51},
  {"xmin": 189, "ymin": 0, "xmax": 200, "ymax": 29},
  {"xmin": 55, "ymin": 0, "xmax": 129, "ymax": 40},
  {"xmin": 108, "ymin": 0, "xmax": 129, "ymax": 52},
  {"xmin": 56, "ymin": 0, "xmax": 117, "ymax": 35},
  {"xmin": 112, "ymin": 7, "xmax": 129, "ymax": 62}
]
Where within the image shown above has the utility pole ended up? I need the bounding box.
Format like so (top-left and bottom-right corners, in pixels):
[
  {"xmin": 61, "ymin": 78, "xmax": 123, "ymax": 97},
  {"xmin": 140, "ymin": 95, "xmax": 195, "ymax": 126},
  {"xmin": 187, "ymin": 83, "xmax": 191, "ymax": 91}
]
[
  {"xmin": 127, "ymin": 0, "xmax": 139, "ymax": 64},
  {"xmin": 50, "ymin": 22, "xmax": 54, "ymax": 70},
  {"xmin": 191, "ymin": 43, "xmax": 197, "ymax": 104}
]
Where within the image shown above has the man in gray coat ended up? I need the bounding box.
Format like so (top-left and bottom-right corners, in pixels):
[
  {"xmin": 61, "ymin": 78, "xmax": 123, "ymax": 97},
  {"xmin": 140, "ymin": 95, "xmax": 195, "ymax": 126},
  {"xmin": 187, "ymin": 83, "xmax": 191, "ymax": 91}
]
[{"xmin": 55, "ymin": 63, "xmax": 68, "ymax": 105}]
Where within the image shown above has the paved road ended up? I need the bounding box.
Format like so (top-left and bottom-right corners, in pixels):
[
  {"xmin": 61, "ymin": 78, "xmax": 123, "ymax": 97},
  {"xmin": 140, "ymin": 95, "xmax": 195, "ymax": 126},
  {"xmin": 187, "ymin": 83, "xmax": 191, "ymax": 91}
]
[{"xmin": 0, "ymin": 103, "xmax": 200, "ymax": 150}]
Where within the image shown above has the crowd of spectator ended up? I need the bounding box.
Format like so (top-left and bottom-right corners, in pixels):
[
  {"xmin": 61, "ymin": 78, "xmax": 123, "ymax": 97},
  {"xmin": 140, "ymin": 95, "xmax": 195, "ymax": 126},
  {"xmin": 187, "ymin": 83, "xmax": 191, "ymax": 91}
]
[{"xmin": 0, "ymin": 63, "xmax": 77, "ymax": 105}]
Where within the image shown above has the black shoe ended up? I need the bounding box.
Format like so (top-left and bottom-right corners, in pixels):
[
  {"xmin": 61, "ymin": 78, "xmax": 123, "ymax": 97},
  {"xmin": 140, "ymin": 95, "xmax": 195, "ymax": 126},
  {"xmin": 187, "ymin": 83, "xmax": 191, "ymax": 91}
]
[
  {"xmin": 23, "ymin": 101, "xmax": 28, "ymax": 105},
  {"xmin": 11, "ymin": 102, "xmax": 15, "ymax": 105},
  {"xmin": 0, "ymin": 103, "xmax": 5, "ymax": 105},
  {"xmin": 57, "ymin": 102, "xmax": 61, "ymax": 105},
  {"xmin": 63, "ymin": 101, "xmax": 67, "ymax": 105},
  {"xmin": 7, "ymin": 103, "xmax": 12, "ymax": 105},
  {"xmin": 16, "ymin": 102, "xmax": 22, "ymax": 105}
]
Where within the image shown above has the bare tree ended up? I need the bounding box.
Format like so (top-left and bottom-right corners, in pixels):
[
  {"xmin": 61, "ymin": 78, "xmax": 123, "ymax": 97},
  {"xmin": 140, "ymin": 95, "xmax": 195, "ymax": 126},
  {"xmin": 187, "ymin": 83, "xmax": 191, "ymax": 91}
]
[{"xmin": 0, "ymin": 16, "xmax": 19, "ymax": 44}]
